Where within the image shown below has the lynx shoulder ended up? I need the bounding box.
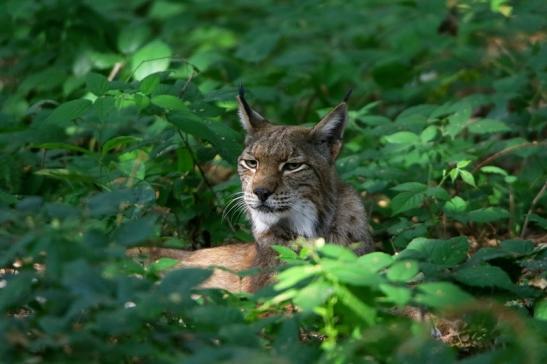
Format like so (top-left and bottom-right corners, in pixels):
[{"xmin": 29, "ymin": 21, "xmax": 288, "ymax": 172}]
[{"xmin": 236, "ymin": 88, "xmax": 373, "ymax": 255}]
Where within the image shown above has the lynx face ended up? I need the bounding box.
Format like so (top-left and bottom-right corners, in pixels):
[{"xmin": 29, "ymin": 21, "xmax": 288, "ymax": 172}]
[{"xmin": 236, "ymin": 90, "xmax": 348, "ymax": 240}]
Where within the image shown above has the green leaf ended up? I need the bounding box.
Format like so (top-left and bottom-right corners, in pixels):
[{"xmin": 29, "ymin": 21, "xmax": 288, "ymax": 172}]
[
  {"xmin": 36, "ymin": 142, "xmax": 93, "ymax": 155},
  {"xmin": 85, "ymin": 72, "xmax": 110, "ymax": 96},
  {"xmin": 236, "ymin": 33, "xmax": 279, "ymax": 63},
  {"xmin": 454, "ymin": 265, "xmax": 515, "ymax": 290},
  {"xmin": 392, "ymin": 182, "xmax": 427, "ymax": 192},
  {"xmin": 357, "ymin": 252, "xmax": 394, "ymax": 273},
  {"xmin": 159, "ymin": 268, "xmax": 211, "ymax": 295},
  {"xmin": 118, "ymin": 24, "xmax": 151, "ymax": 54},
  {"xmin": 390, "ymin": 191, "xmax": 425, "ymax": 215},
  {"xmin": 372, "ymin": 60, "xmax": 412, "ymax": 88},
  {"xmin": 114, "ymin": 216, "xmax": 156, "ymax": 246},
  {"xmin": 420, "ymin": 125, "xmax": 437, "ymax": 143},
  {"xmin": 384, "ymin": 131, "xmax": 420, "ymax": 145},
  {"xmin": 101, "ymin": 136, "xmax": 142, "ymax": 156},
  {"xmin": 528, "ymin": 214, "xmax": 547, "ymax": 229},
  {"xmin": 403, "ymin": 236, "xmax": 469, "ymax": 266},
  {"xmin": 468, "ymin": 119, "xmax": 510, "ymax": 134},
  {"xmin": 445, "ymin": 106, "xmax": 471, "ymax": 138},
  {"xmin": 272, "ymin": 245, "xmax": 299, "ymax": 261},
  {"xmin": 448, "ymin": 168, "xmax": 459, "ymax": 182},
  {"xmin": 321, "ymin": 261, "xmax": 382, "ymax": 287},
  {"xmin": 534, "ymin": 299, "xmax": 547, "ymax": 321},
  {"xmin": 139, "ymin": 74, "xmax": 161, "ymax": 94},
  {"xmin": 459, "ymin": 170, "xmax": 476, "ymax": 187},
  {"xmin": 466, "ymin": 207, "xmax": 509, "ymax": 223},
  {"xmin": 275, "ymin": 265, "xmax": 320, "ymax": 290},
  {"xmin": 500, "ymin": 240, "xmax": 535, "ymax": 255},
  {"xmin": 386, "ymin": 260, "xmax": 419, "ymax": 282},
  {"xmin": 151, "ymin": 94, "xmax": 186, "ymax": 111},
  {"xmin": 148, "ymin": 258, "xmax": 179, "ymax": 274},
  {"xmin": 293, "ymin": 281, "xmax": 332, "ymax": 312},
  {"xmin": 444, "ymin": 196, "xmax": 468, "ymax": 214},
  {"xmin": 335, "ymin": 285, "xmax": 376, "ymax": 325},
  {"xmin": 379, "ymin": 284, "xmax": 412, "ymax": 306},
  {"xmin": 318, "ymin": 244, "xmax": 357, "ymax": 261},
  {"xmin": 131, "ymin": 40, "xmax": 172, "ymax": 81},
  {"xmin": 456, "ymin": 160, "xmax": 471, "ymax": 169},
  {"xmin": 415, "ymin": 282, "xmax": 473, "ymax": 309},
  {"xmin": 45, "ymin": 99, "xmax": 92, "ymax": 126},
  {"xmin": 480, "ymin": 165, "xmax": 509, "ymax": 176}
]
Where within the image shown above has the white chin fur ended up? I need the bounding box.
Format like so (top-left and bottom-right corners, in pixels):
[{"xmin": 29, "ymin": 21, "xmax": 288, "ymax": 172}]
[{"xmin": 250, "ymin": 200, "xmax": 318, "ymax": 238}]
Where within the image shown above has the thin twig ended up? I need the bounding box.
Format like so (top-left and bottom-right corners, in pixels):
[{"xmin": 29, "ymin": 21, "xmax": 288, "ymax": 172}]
[
  {"xmin": 473, "ymin": 141, "xmax": 544, "ymax": 172},
  {"xmin": 108, "ymin": 62, "xmax": 124, "ymax": 81},
  {"xmin": 520, "ymin": 181, "xmax": 547, "ymax": 238}
]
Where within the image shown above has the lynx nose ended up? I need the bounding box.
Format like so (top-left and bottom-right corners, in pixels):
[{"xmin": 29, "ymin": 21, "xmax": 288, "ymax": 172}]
[{"xmin": 253, "ymin": 187, "xmax": 272, "ymax": 202}]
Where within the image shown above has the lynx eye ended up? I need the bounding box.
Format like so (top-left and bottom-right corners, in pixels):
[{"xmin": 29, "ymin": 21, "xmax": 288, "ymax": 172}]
[
  {"xmin": 283, "ymin": 162, "xmax": 304, "ymax": 172},
  {"xmin": 242, "ymin": 159, "xmax": 258, "ymax": 169}
]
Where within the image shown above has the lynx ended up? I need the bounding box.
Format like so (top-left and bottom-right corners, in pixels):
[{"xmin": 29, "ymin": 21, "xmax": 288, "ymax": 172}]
[{"xmin": 129, "ymin": 89, "xmax": 373, "ymax": 292}]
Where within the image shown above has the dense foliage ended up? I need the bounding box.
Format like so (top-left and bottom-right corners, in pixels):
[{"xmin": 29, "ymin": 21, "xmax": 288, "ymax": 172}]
[{"xmin": 1, "ymin": 0, "xmax": 546, "ymax": 362}]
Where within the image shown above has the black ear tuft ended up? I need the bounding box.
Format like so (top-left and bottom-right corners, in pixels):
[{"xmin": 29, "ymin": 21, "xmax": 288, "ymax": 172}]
[
  {"xmin": 311, "ymin": 102, "xmax": 348, "ymax": 145},
  {"xmin": 343, "ymin": 88, "xmax": 353, "ymax": 103},
  {"xmin": 236, "ymin": 86, "xmax": 268, "ymax": 133}
]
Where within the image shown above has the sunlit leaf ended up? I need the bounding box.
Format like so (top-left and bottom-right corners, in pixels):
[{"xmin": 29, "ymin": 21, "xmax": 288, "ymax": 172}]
[{"xmin": 131, "ymin": 40, "xmax": 172, "ymax": 81}]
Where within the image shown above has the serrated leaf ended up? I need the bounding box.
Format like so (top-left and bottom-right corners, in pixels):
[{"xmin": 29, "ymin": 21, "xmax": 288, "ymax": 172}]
[
  {"xmin": 131, "ymin": 40, "xmax": 172, "ymax": 81},
  {"xmin": 416, "ymin": 282, "xmax": 473, "ymax": 309},
  {"xmin": 468, "ymin": 119, "xmax": 510, "ymax": 134},
  {"xmin": 453, "ymin": 265, "xmax": 514, "ymax": 290},
  {"xmin": 386, "ymin": 260, "xmax": 419, "ymax": 282}
]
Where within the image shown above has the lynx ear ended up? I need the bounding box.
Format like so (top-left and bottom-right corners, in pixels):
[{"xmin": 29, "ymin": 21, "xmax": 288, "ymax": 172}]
[
  {"xmin": 311, "ymin": 102, "xmax": 348, "ymax": 158},
  {"xmin": 237, "ymin": 86, "xmax": 267, "ymax": 134}
]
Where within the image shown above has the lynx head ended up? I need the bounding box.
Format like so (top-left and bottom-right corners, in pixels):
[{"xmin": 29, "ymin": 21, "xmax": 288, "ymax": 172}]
[{"xmin": 236, "ymin": 87, "xmax": 350, "ymax": 240}]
